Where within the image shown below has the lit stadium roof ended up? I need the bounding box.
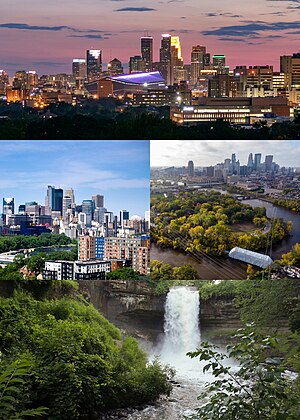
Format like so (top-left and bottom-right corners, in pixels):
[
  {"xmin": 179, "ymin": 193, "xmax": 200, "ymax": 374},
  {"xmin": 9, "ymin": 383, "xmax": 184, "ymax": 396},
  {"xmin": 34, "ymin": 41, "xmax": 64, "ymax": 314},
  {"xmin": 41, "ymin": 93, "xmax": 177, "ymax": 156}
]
[
  {"xmin": 229, "ymin": 247, "xmax": 273, "ymax": 268},
  {"xmin": 110, "ymin": 71, "xmax": 165, "ymax": 85}
]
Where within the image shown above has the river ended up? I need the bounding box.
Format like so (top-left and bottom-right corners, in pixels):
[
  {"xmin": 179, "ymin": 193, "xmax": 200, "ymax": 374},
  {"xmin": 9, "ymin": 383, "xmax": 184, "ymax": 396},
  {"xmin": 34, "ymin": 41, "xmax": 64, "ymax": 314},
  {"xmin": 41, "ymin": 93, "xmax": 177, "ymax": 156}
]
[{"xmin": 152, "ymin": 198, "xmax": 300, "ymax": 279}]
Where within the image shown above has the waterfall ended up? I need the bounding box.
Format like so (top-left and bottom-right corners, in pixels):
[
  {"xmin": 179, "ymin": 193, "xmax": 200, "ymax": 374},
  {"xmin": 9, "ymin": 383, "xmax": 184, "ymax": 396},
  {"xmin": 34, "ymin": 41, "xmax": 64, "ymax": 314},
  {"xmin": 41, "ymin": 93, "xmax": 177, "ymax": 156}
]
[{"xmin": 157, "ymin": 286, "xmax": 202, "ymax": 379}]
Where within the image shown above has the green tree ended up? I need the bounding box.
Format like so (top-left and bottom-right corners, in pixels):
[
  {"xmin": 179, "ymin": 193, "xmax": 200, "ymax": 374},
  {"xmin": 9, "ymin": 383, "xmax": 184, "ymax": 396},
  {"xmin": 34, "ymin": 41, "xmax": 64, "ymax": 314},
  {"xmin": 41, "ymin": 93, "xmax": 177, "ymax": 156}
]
[{"xmin": 188, "ymin": 325, "xmax": 299, "ymax": 420}]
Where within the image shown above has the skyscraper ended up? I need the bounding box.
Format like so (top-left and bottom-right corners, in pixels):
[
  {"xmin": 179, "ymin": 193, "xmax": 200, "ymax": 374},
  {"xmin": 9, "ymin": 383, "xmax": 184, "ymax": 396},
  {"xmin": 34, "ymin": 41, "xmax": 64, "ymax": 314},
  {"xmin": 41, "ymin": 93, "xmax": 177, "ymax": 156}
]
[
  {"xmin": 92, "ymin": 194, "xmax": 104, "ymax": 208},
  {"xmin": 254, "ymin": 153, "xmax": 262, "ymax": 171},
  {"xmin": 3, "ymin": 198, "xmax": 14, "ymax": 225},
  {"xmin": 265, "ymin": 155, "xmax": 273, "ymax": 172},
  {"xmin": 141, "ymin": 36, "xmax": 153, "ymax": 72},
  {"xmin": 187, "ymin": 160, "xmax": 194, "ymax": 177},
  {"xmin": 171, "ymin": 36, "xmax": 184, "ymax": 83},
  {"xmin": 72, "ymin": 59, "xmax": 86, "ymax": 87},
  {"xmin": 86, "ymin": 49, "xmax": 102, "ymax": 82},
  {"xmin": 45, "ymin": 186, "xmax": 63, "ymax": 216},
  {"xmin": 107, "ymin": 58, "xmax": 123, "ymax": 76},
  {"xmin": 129, "ymin": 56, "xmax": 145, "ymax": 73},
  {"xmin": 120, "ymin": 210, "xmax": 130, "ymax": 227},
  {"xmin": 160, "ymin": 34, "xmax": 172, "ymax": 85},
  {"xmin": 213, "ymin": 55, "xmax": 226, "ymax": 74},
  {"xmin": 191, "ymin": 45, "xmax": 206, "ymax": 86}
]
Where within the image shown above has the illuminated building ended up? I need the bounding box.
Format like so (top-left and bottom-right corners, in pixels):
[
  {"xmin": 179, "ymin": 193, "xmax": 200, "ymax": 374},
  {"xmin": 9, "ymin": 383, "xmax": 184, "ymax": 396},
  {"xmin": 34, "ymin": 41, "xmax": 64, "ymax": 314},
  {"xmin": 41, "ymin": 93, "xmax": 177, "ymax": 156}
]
[
  {"xmin": 0, "ymin": 70, "xmax": 9, "ymax": 95},
  {"xmin": 281, "ymin": 53, "xmax": 300, "ymax": 88},
  {"xmin": 107, "ymin": 58, "xmax": 123, "ymax": 76},
  {"xmin": 72, "ymin": 59, "xmax": 86, "ymax": 88},
  {"xmin": 129, "ymin": 55, "xmax": 145, "ymax": 73},
  {"xmin": 109, "ymin": 71, "xmax": 166, "ymax": 95},
  {"xmin": 171, "ymin": 36, "xmax": 184, "ymax": 83},
  {"xmin": 159, "ymin": 34, "xmax": 172, "ymax": 85},
  {"xmin": 213, "ymin": 55, "xmax": 226, "ymax": 74},
  {"xmin": 26, "ymin": 71, "xmax": 38, "ymax": 90},
  {"xmin": 141, "ymin": 36, "xmax": 153, "ymax": 72},
  {"xmin": 86, "ymin": 49, "xmax": 102, "ymax": 82},
  {"xmin": 191, "ymin": 45, "xmax": 206, "ymax": 85}
]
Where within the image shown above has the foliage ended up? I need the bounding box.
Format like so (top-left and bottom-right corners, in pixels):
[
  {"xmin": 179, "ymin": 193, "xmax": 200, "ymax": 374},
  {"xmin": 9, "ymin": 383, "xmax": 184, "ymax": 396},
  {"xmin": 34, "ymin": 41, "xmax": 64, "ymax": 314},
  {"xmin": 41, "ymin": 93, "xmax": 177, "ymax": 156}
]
[
  {"xmin": 188, "ymin": 325, "xmax": 300, "ymax": 419},
  {"xmin": 197, "ymin": 280, "xmax": 241, "ymax": 300},
  {"xmin": 0, "ymin": 357, "xmax": 48, "ymax": 419},
  {"xmin": 0, "ymin": 291, "xmax": 172, "ymax": 419},
  {"xmin": 0, "ymin": 233, "xmax": 74, "ymax": 254},
  {"xmin": 280, "ymin": 243, "xmax": 300, "ymax": 266},
  {"xmin": 151, "ymin": 190, "xmax": 288, "ymax": 257},
  {"xmin": 106, "ymin": 268, "xmax": 141, "ymax": 280},
  {"xmin": 235, "ymin": 279, "xmax": 300, "ymax": 329}
]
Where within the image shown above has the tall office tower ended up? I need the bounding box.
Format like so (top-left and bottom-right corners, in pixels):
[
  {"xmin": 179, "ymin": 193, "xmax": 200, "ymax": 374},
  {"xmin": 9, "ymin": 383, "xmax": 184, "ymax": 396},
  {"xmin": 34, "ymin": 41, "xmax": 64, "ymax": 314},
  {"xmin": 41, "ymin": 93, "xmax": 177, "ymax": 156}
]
[
  {"xmin": 45, "ymin": 186, "xmax": 63, "ymax": 216},
  {"xmin": 26, "ymin": 71, "xmax": 38, "ymax": 90},
  {"xmin": 141, "ymin": 36, "xmax": 153, "ymax": 72},
  {"xmin": 213, "ymin": 55, "xmax": 226, "ymax": 74},
  {"xmin": 92, "ymin": 194, "xmax": 104, "ymax": 209},
  {"xmin": 187, "ymin": 160, "xmax": 195, "ymax": 177},
  {"xmin": 13, "ymin": 70, "xmax": 27, "ymax": 89},
  {"xmin": 82, "ymin": 200, "xmax": 94, "ymax": 227},
  {"xmin": 254, "ymin": 153, "xmax": 262, "ymax": 171},
  {"xmin": 63, "ymin": 195, "xmax": 73, "ymax": 223},
  {"xmin": 72, "ymin": 59, "xmax": 86, "ymax": 88},
  {"xmin": 160, "ymin": 34, "xmax": 172, "ymax": 85},
  {"xmin": 171, "ymin": 36, "xmax": 184, "ymax": 83},
  {"xmin": 0, "ymin": 70, "xmax": 9, "ymax": 95},
  {"xmin": 94, "ymin": 207, "xmax": 107, "ymax": 224},
  {"xmin": 203, "ymin": 53, "xmax": 211, "ymax": 67},
  {"xmin": 3, "ymin": 198, "xmax": 14, "ymax": 225},
  {"xmin": 107, "ymin": 58, "xmax": 123, "ymax": 76},
  {"xmin": 120, "ymin": 210, "xmax": 130, "ymax": 227},
  {"xmin": 280, "ymin": 53, "xmax": 300, "ymax": 89},
  {"xmin": 65, "ymin": 188, "xmax": 75, "ymax": 207},
  {"xmin": 191, "ymin": 45, "xmax": 206, "ymax": 85},
  {"xmin": 247, "ymin": 153, "xmax": 254, "ymax": 172},
  {"xmin": 265, "ymin": 155, "xmax": 273, "ymax": 172},
  {"xmin": 86, "ymin": 49, "xmax": 102, "ymax": 82},
  {"xmin": 129, "ymin": 56, "xmax": 145, "ymax": 73}
]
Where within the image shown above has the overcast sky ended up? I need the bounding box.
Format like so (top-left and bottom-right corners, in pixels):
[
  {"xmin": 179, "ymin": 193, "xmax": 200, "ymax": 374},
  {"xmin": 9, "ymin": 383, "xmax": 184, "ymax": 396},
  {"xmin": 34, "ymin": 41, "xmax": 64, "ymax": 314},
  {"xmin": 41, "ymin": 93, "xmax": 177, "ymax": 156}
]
[
  {"xmin": 151, "ymin": 140, "xmax": 300, "ymax": 168},
  {"xmin": 0, "ymin": 140, "xmax": 149, "ymax": 217},
  {"xmin": 1, "ymin": 0, "xmax": 299, "ymax": 75}
]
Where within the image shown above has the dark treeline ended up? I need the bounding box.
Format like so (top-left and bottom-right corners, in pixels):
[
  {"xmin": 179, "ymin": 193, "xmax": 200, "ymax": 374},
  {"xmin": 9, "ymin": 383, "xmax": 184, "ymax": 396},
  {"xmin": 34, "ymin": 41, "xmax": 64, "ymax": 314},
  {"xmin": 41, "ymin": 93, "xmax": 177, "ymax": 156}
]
[{"xmin": 1, "ymin": 101, "xmax": 300, "ymax": 139}]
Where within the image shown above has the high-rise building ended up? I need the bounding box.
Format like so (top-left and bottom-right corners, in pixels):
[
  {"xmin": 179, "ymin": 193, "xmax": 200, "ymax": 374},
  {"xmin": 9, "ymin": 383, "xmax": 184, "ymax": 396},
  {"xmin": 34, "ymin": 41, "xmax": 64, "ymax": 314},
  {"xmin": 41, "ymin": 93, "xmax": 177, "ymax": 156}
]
[
  {"xmin": 191, "ymin": 45, "xmax": 206, "ymax": 85},
  {"xmin": 92, "ymin": 194, "xmax": 104, "ymax": 208},
  {"xmin": 141, "ymin": 36, "xmax": 153, "ymax": 72},
  {"xmin": 247, "ymin": 153, "xmax": 254, "ymax": 172},
  {"xmin": 79, "ymin": 235, "xmax": 96, "ymax": 261},
  {"xmin": 213, "ymin": 55, "xmax": 226, "ymax": 74},
  {"xmin": 3, "ymin": 198, "xmax": 14, "ymax": 225},
  {"xmin": 171, "ymin": 36, "xmax": 184, "ymax": 83},
  {"xmin": 26, "ymin": 71, "xmax": 38, "ymax": 90},
  {"xmin": 187, "ymin": 160, "xmax": 194, "ymax": 177},
  {"xmin": 82, "ymin": 200, "xmax": 94, "ymax": 227},
  {"xmin": 265, "ymin": 155, "xmax": 273, "ymax": 172},
  {"xmin": 86, "ymin": 49, "xmax": 102, "ymax": 82},
  {"xmin": 129, "ymin": 56, "xmax": 145, "ymax": 73},
  {"xmin": 160, "ymin": 34, "xmax": 172, "ymax": 85},
  {"xmin": 280, "ymin": 53, "xmax": 300, "ymax": 88},
  {"xmin": 0, "ymin": 70, "xmax": 9, "ymax": 95},
  {"xmin": 45, "ymin": 186, "xmax": 63, "ymax": 216},
  {"xmin": 254, "ymin": 153, "xmax": 262, "ymax": 171},
  {"xmin": 107, "ymin": 58, "xmax": 123, "ymax": 76},
  {"xmin": 120, "ymin": 210, "xmax": 130, "ymax": 227},
  {"xmin": 72, "ymin": 59, "xmax": 86, "ymax": 87}
]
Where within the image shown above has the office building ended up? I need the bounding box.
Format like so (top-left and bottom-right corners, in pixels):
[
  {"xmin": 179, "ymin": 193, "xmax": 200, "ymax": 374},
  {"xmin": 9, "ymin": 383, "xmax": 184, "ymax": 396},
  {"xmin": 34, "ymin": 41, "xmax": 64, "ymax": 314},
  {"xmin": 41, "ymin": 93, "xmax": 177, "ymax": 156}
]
[
  {"xmin": 129, "ymin": 56, "xmax": 145, "ymax": 73},
  {"xmin": 3, "ymin": 198, "xmax": 14, "ymax": 225},
  {"xmin": 107, "ymin": 58, "xmax": 123, "ymax": 76},
  {"xmin": 187, "ymin": 160, "xmax": 195, "ymax": 177},
  {"xmin": 45, "ymin": 185, "xmax": 63, "ymax": 216},
  {"xmin": 86, "ymin": 49, "xmax": 102, "ymax": 82},
  {"xmin": 191, "ymin": 45, "xmax": 206, "ymax": 85},
  {"xmin": 160, "ymin": 34, "xmax": 172, "ymax": 85},
  {"xmin": 141, "ymin": 36, "xmax": 153, "ymax": 72},
  {"xmin": 92, "ymin": 194, "xmax": 104, "ymax": 208}
]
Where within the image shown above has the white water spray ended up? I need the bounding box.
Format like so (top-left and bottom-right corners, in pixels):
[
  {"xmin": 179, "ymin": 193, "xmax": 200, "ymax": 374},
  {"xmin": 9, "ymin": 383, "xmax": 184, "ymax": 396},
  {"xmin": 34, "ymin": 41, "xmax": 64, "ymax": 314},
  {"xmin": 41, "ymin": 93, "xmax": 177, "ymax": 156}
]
[{"xmin": 156, "ymin": 286, "xmax": 202, "ymax": 379}]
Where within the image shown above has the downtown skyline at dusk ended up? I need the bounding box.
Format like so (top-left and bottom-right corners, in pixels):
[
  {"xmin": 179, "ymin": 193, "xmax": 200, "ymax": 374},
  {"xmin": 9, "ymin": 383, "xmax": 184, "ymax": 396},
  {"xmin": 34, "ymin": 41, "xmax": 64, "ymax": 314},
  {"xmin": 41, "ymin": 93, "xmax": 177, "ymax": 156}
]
[{"xmin": 2, "ymin": 0, "xmax": 300, "ymax": 75}]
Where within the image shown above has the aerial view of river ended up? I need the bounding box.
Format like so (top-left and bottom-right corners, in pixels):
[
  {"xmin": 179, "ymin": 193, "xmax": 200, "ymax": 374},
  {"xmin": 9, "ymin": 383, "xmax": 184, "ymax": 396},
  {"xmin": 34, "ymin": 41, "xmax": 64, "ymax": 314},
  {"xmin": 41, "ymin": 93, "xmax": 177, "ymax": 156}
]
[{"xmin": 151, "ymin": 197, "xmax": 300, "ymax": 280}]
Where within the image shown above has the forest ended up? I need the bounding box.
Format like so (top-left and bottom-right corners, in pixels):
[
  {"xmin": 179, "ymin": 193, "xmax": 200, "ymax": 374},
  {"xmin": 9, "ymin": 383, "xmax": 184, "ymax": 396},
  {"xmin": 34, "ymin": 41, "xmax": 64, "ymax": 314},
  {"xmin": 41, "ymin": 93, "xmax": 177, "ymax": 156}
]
[
  {"xmin": 0, "ymin": 233, "xmax": 74, "ymax": 253},
  {"xmin": 0, "ymin": 282, "xmax": 172, "ymax": 419},
  {"xmin": 0, "ymin": 103, "xmax": 300, "ymax": 139},
  {"xmin": 151, "ymin": 190, "xmax": 290, "ymax": 257}
]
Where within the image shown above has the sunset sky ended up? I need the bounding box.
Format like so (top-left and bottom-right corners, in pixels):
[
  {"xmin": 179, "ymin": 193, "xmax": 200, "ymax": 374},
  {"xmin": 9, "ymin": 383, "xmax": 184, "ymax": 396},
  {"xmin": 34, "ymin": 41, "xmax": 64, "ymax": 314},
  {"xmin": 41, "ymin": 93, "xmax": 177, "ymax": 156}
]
[{"xmin": 1, "ymin": 0, "xmax": 300, "ymax": 75}]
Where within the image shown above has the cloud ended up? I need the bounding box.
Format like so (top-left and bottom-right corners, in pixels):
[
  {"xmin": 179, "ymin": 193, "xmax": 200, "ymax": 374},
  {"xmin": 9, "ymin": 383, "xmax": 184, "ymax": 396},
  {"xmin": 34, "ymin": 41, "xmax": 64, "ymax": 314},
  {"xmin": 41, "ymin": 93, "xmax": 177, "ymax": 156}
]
[
  {"xmin": 114, "ymin": 7, "xmax": 156, "ymax": 11},
  {"xmin": 0, "ymin": 22, "xmax": 104, "ymax": 34},
  {"xmin": 205, "ymin": 12, "xmax": 242, "ymax": 18},
  {"xmin": 69, "ymin": 34, "xmax": 104, "ymax": 39},
  {"xmin": 202, "ymin": 20, "xmax": 300, "ymax": 40}
]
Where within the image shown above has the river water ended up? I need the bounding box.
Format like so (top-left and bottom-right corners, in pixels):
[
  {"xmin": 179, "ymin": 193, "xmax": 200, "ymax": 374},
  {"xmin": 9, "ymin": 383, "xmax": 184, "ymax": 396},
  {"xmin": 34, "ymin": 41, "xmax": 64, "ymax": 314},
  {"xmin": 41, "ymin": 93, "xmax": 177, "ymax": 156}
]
[{"xmin": 152, "ymin": 198, "xmax": 300, "ymax": 279}]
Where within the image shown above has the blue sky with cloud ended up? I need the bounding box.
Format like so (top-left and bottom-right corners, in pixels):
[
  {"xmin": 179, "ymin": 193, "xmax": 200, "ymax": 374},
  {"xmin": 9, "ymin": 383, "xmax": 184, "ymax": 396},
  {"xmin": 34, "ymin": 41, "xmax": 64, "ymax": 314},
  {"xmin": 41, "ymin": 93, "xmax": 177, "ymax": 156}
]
[{"xmin": 0, "ymin": 140, "xmax": 149, "ymax": 217}]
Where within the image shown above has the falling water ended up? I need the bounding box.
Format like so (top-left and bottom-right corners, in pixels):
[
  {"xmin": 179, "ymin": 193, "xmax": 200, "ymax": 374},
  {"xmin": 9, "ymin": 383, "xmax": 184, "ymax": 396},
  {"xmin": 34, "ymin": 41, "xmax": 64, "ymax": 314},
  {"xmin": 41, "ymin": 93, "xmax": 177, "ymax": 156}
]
[{"xmin": 157, "ymin": 286, "xmax": 202, "ymax": 380}]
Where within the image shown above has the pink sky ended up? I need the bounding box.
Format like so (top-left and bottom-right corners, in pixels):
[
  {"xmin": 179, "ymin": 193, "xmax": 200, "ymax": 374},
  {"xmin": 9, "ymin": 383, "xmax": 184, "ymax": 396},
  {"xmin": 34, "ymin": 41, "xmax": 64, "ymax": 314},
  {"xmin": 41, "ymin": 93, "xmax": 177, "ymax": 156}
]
[{"xmin": 1, "ymin": 0, "xmax": 300, "ymax": 75}]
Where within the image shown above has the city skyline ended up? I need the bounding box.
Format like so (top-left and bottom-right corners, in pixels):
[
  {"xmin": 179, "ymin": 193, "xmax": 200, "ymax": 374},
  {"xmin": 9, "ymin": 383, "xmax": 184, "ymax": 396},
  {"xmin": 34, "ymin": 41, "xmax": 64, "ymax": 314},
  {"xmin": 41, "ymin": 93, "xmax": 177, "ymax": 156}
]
[
  {"xmin": 151, "ymin": 140, "xmax": 300, "ymax": 168},
  {"xmin": 0, "ymin": 140, "xmax": 149, "ymax": 216},
  {"xmin": 2, "ymin": 1, "xmax": 300, "ymax": 75}
]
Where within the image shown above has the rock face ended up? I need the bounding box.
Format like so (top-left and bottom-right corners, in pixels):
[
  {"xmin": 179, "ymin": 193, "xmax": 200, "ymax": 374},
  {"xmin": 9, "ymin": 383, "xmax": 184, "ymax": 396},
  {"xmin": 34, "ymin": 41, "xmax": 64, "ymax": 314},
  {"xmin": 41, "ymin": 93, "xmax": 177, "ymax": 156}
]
[
  {"xmin": 77, "ymin": 281, "xmax": 241, "ymax": 340},
  {"xmin": 77, "ymin": 280, "xmax": 166, "ymax": 341}
]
